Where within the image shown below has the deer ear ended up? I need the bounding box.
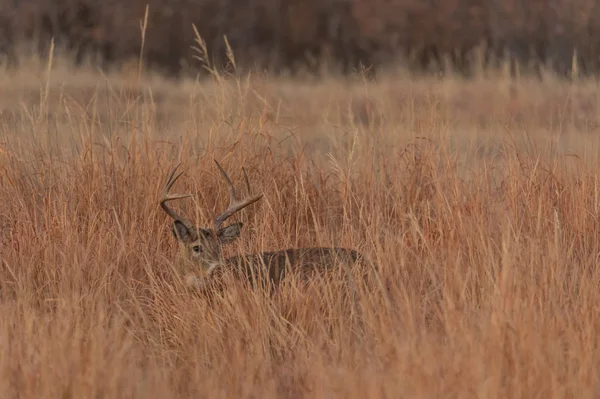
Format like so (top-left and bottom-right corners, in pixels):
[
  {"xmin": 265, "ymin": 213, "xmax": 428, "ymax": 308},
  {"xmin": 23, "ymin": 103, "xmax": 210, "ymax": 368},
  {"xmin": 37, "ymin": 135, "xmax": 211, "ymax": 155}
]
[
  {"xmin": 172, "ymin": 220, "xmax": 196, "ymax": 243},
  {"xmin": 217, "ymin": 222, "xmax": 243, "ymax": 244}
]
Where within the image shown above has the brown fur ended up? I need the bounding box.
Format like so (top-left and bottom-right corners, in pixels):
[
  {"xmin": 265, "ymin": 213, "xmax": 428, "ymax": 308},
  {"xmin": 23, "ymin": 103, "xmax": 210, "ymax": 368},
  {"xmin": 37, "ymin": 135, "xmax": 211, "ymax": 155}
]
[
  {"xmin": 161, "ymin": 161, "xmax": 364, "ymax": 292},
  {"xmin": 172, "ymin": 220, "xmax": 363, "ymax": 292}
]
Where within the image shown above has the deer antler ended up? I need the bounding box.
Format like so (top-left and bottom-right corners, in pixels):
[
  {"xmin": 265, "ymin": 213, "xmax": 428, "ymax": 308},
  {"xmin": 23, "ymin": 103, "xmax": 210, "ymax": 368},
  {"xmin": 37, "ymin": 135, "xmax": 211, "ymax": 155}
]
[
  {"xmin": 160, "ymin": 163, "xmax": 194, "ymax": 228},
  {"xmin": 213, "ymin": 159, "xmax": 263, "ymax": 230}
]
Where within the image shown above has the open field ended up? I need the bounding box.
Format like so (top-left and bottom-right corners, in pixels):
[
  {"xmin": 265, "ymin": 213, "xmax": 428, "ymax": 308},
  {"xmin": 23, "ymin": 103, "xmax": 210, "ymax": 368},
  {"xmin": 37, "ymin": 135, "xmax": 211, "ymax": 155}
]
[{"xmin": 2, "ymin": 59, "xmax": 600, "ymax": 398}]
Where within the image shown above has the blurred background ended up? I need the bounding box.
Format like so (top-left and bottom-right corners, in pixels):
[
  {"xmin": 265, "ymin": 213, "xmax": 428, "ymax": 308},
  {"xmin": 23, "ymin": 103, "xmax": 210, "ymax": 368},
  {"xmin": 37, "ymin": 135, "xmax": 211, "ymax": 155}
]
[{"xmin": 0, "ymin": 0, "xmax": 598, "ymax": 79}]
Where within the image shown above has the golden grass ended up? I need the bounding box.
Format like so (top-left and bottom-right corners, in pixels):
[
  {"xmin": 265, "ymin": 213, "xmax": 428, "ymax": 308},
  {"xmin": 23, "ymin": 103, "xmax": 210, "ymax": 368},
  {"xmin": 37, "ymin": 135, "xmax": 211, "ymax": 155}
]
[{"xmin": 2, "ymin": 60, "xmax": 600, "ymax": 398}]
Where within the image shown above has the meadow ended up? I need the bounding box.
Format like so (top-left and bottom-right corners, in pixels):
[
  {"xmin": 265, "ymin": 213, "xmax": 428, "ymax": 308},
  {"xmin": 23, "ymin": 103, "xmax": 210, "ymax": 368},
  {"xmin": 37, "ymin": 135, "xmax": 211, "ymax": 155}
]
[{"xmin": 1, "ymin": 56, "xmax": 600, "ymax": 398}]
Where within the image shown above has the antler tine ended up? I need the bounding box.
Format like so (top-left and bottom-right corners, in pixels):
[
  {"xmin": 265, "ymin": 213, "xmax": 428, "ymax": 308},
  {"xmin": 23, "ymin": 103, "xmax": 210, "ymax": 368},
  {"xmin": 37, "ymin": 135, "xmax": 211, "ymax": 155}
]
[
  {"xmin": 242, "ymin": 167, "xmax": 252, "ymax": 195},
  {"xmin": 164, "ymin": 165, "xmax": 186, "ymax": 194},
  {"xmin": 160, "ymin": 163, "xmax": 194, "ymax": 227},
  {"xmin": 213, "ymin": 159, "xmax": 263, "ymax": 230},
  {"xmin": 213, "ymin": 159, "xmax": 238, "ymax": 204}
]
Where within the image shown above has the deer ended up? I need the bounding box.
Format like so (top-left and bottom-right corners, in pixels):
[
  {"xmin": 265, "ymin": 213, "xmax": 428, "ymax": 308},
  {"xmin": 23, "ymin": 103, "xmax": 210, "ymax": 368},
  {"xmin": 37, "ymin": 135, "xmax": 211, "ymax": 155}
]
[{"xmin": 160, "ymin": 159, "xmax": 365, "ymax": 292}]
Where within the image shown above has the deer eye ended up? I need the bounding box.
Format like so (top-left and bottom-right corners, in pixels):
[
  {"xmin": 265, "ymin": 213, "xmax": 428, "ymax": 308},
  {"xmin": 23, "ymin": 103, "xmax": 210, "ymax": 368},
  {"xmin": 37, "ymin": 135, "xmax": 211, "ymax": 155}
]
[{"xmin": 192, "ymin": 245, "xmax": 202, "ymax": 254}]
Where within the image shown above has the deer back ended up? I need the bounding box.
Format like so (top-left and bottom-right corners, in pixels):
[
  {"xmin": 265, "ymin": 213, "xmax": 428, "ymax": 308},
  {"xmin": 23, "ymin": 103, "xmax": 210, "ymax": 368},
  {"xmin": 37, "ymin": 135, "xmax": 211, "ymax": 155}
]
[{"xmin": 222, "ymin": 247, "xmax": 363, "ymax": 288}]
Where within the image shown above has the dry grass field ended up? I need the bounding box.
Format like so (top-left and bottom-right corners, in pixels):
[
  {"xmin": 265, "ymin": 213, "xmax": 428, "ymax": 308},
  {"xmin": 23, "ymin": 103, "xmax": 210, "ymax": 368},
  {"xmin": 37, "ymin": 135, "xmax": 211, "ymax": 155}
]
[{"xmin": 2, "ymin": 56, "xmax": 600, "ymax": 398}]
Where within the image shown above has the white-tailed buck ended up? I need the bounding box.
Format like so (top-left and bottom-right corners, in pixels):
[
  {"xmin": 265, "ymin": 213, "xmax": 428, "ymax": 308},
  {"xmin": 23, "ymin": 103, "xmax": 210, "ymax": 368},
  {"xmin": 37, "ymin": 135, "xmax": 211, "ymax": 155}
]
[{"xmin": 160, "ymin": 160, "xmax": 363, "ymax": 291}]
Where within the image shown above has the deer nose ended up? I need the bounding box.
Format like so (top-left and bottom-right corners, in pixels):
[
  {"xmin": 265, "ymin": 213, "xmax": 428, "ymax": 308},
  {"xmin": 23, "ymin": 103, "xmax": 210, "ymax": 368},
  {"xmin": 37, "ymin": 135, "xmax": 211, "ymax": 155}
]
[{"xmin": 184, "ymin": 274, "xmax": 206, "ymax": 290}]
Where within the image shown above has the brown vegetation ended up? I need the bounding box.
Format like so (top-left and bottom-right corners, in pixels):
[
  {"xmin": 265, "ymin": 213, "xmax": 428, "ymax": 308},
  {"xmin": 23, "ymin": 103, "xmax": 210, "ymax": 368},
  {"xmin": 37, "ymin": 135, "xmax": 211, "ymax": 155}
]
[{"xmin": 1, "ymin": 58, "xmax": 600, "ymax": 396}]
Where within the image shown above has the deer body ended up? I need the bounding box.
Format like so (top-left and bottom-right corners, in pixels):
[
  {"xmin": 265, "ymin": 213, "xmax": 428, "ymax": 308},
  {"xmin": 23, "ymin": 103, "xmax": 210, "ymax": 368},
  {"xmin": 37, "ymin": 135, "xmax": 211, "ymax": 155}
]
[
  {"xmin": 209, "ymin": 247, "xmax": 362, "ymax": 289},
  {"xmin": 161, "ymin": 160, "xmax": 363, "ymax": 291}
]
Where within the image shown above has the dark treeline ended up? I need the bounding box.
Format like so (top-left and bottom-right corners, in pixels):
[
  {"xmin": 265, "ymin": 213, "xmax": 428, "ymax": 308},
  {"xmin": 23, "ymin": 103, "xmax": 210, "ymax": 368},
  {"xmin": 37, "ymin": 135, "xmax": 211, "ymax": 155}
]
[{"xmin": 0, "ymin": 0, "xmax": 598, "ymax": 78}]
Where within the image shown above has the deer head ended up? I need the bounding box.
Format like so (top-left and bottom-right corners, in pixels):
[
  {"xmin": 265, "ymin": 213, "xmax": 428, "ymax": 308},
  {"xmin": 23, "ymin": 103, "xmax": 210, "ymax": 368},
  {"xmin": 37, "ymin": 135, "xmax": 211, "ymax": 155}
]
[{"xmin": 160, "ymin": 160, "xmax": 263, "ymax": 288}]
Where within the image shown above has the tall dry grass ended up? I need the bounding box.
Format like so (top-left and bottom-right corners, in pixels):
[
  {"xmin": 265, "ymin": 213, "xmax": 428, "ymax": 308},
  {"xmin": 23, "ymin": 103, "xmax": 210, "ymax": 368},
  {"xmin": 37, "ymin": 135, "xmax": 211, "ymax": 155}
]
[{"xmin": 1, "ymin": 60, "xmax": 600, "ymax": 398}]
